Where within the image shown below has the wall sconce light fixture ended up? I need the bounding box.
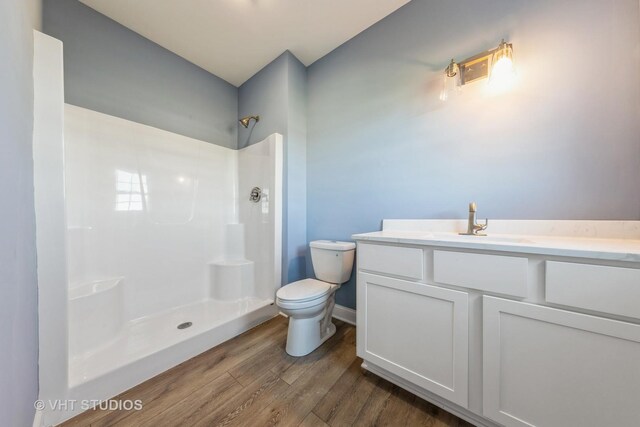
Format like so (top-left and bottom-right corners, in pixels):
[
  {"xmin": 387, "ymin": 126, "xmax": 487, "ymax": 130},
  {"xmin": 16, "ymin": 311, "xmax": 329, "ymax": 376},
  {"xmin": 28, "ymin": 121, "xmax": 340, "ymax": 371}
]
[
  {"xmin": 439, "ymin": 59, "xmax": 461, "ymax": 101},
  {"xmin": 440, "ymin": 39, "xmax": 515, "ymax": 100}
]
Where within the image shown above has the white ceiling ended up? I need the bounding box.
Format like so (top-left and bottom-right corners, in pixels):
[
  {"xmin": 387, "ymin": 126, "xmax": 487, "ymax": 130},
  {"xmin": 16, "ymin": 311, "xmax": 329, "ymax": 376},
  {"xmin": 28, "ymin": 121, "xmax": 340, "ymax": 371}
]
[{"xmin": 79, "ymin": 0, "xmax": 411, "ymax": 86}]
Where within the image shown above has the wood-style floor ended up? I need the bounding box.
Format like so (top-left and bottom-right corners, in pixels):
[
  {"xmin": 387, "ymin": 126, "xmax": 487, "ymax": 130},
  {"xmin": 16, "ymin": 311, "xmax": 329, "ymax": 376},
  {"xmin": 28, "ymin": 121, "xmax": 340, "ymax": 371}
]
[{"xmin": 61, "ymin": 316, "xmax": 472, "ymax": 427}]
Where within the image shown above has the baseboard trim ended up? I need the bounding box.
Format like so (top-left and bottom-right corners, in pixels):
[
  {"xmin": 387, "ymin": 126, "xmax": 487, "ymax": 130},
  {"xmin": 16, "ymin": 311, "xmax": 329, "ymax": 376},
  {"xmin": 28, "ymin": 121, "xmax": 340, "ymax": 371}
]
[{"xmin": 332, "ymin": 304, "xmax": 356, "ymax": 325}]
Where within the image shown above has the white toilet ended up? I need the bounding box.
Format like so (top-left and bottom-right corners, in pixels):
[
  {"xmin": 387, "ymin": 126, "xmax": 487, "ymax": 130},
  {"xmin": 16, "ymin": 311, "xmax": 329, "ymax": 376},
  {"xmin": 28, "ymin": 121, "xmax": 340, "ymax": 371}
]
[{"xmin": 276, "ymin": 240, "xmax": 356, "ymax": 356}]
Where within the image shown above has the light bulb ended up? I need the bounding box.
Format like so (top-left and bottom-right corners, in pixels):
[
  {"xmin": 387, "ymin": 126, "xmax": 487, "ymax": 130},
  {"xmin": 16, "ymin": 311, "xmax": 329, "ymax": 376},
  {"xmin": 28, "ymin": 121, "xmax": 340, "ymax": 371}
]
[{"xmin": 488, "ymin": 40, "xmax": 516, "ymax": 92}]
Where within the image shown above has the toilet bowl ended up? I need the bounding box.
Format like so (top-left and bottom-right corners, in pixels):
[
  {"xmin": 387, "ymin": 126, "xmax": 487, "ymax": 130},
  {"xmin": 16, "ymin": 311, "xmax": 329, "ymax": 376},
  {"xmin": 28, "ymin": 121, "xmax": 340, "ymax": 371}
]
[{"xmin": 276, "ymin": 240, "xmax": 355, "ymax": 356}]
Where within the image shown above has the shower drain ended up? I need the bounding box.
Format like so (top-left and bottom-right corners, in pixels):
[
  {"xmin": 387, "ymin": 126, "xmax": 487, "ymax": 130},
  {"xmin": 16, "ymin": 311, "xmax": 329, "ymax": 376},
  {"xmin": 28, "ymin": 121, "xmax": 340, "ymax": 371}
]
[{"xmin": 177, "ymin": 322, "xmax": 193, "ymax": 330}]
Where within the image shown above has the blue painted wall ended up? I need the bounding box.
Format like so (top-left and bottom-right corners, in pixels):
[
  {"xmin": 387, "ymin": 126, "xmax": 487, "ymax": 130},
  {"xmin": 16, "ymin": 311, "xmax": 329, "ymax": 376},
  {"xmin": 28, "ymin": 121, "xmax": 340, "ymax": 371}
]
[
  {"xmin": 239, "ymin": 51, "xmax": 308, "ymax": 284},
  {"xmin": 306, "ymin": 0, "xmax": 640, "ymax": 309},
  {"xmin": 238, "ymin": 53, "xmax": 289, "ymax": 149},
  {"xmin": 0, "ymin": 0, "xmax": 41, "ymax": 425},
  {"xmin": 43, "ymin": 0, "xmax": 238, "ymax": 149}
]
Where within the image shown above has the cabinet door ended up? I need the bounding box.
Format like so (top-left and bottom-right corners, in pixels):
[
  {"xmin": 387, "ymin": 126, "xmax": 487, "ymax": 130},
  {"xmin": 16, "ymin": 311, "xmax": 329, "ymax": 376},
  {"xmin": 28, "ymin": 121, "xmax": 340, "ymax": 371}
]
[
  {"xmin": 358, "ymin": 272, "xmax": 469, "ymax": 407},
  {"xmin": 483, "ymin": 296, "xmax": 640, "ymax": 427}
]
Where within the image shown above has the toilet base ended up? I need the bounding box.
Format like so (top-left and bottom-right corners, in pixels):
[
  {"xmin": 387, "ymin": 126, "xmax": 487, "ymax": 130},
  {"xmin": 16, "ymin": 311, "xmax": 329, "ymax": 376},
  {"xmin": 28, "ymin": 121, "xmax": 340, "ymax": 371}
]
[{"xmin": 285, "ymin": 314, "xmax": 337, "ymax": 357}]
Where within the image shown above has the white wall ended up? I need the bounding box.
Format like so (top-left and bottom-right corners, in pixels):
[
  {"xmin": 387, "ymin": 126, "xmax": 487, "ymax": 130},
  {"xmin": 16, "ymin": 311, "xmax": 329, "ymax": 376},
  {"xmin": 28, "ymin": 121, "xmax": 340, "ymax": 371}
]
[
  {"xmin": 33, "ymin": 30, "xmax": 68, "ymax": 422},
  {"xmin": 64, "ymin": 105, "xmax": 238, "ymax": 320},
  {"xmin": 238, "ymin": 134, "xmax": 283, "ymax": 301}
]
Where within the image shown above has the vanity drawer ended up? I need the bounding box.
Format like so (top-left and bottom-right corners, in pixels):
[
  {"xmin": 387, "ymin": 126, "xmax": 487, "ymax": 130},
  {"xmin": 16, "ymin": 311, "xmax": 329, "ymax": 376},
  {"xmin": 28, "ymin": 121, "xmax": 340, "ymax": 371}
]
[
  {"xmin": 434, "ymin": 250, "xmax": 528, "ymax": 297},
  {"xmin": 358, "ymin": 243, "xmax": 424, "ymax": 281},
  {"xmin": 546, "ymin": 261, "xmax": 640, "ymax": 319}
]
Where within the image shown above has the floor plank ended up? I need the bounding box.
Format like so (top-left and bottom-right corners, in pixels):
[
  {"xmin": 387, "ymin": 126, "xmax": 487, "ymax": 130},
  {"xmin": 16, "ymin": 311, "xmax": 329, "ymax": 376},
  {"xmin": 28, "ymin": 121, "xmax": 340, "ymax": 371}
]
[
  {"xmin": 313, "ymin": 359, "xmax": 378, "ymax": 426},
  {"xmin": 194, "ymin": 371, "xmax": 290, "ymax": 427},
  {"xmin": 59, "ymin": 315, "xmax": 471, "ymax": 427},
  {"xmin": 228, "ymin": 335, "xmax": 292, "ymax": 386},
  {"xmin": 132, "ymin": 372, "xmax": 241, "ymax": 427},
  {"xmin": 245, "ymin": 328, "xmax": 358, "ymax": 427},
  {"xmin": 352, "ymin": 375, "xmax": 395, "ymax": 427},
  {"xmin": 299, "ymin": 412, "xmax": 330, "ymax": 427},
  {"xmin": 375, "ymin": 385, "xmax": 421, "ymax": 426}
]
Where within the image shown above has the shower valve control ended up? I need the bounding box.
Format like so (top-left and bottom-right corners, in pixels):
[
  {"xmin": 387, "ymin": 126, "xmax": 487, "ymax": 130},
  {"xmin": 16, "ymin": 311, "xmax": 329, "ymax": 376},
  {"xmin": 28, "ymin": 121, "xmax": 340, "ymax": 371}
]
[{"xmin": 250, "ymin": 187, "xmax": 262, "ymax": 203}]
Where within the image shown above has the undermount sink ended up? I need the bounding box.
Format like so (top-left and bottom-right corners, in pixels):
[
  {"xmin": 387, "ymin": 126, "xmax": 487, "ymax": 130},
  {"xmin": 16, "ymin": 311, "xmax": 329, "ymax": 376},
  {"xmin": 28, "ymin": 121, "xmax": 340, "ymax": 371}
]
[{"xmin": 425, "ymin": 232, "xmax": 535, "ymax": 244}]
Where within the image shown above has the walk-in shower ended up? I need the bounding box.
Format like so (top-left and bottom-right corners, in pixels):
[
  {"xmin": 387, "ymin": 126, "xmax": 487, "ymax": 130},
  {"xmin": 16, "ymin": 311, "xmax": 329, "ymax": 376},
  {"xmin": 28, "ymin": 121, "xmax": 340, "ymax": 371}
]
[
  {"xmin": 33, "ymin": 32, "xmax": 282, "ymax": 426},
  {"xmin": 65, "ymin": 105, "xmax": 282, "ymax": 388}
]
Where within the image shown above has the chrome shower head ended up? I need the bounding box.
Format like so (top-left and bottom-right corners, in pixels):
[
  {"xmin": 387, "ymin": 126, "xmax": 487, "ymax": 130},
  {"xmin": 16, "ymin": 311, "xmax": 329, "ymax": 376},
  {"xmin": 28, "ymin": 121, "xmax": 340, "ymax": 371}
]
[{"xmin": 239, "ymin": 115, "xmax": 260, "ymax": 128}]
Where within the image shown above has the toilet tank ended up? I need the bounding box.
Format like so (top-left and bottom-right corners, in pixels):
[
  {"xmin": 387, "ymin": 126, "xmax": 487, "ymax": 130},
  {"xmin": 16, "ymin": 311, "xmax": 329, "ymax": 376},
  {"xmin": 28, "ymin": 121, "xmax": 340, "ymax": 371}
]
[{"xmin": 310, "ymin": 240, "xmax": 356, "ymax": 284}]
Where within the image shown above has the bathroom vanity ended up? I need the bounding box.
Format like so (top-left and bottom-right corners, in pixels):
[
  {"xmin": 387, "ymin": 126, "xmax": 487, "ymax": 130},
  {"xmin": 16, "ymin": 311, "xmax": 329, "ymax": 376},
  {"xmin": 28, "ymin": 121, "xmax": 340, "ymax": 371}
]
[{"xmin": 353, "ymin": 220, "xmax": 640, "ymax": 427}]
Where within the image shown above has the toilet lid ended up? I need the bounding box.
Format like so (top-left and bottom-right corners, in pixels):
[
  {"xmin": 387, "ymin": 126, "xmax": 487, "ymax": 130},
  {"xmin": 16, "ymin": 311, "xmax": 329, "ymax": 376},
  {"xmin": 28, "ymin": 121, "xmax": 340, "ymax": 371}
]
[{"xmin": 276, "ymin": 279, "xmax": 331, "ymax": 302}]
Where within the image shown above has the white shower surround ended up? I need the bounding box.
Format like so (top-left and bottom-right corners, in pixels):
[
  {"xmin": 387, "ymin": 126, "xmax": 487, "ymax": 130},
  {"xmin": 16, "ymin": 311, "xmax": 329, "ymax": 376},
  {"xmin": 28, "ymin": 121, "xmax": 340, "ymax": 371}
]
[
  {"xmin": 64, "ymin": 104, "xmax": 282, "ymax": 388},
  {"xmin": 34, "ymin": 34, "xmax": 282, "ymax": 425}
]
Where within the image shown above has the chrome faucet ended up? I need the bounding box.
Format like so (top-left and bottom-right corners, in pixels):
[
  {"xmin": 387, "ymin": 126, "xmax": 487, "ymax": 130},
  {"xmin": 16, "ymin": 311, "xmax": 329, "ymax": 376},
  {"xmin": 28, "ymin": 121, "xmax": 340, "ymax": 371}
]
[{"xmin": 460, "ymin": 202, "xmax": 488, "ymax": 236}]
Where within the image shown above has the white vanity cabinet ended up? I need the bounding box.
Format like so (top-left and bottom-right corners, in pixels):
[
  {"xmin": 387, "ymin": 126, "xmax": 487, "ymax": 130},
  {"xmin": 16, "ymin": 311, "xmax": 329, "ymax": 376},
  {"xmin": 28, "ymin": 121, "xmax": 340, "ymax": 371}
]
[
  {"xmin": 357, "ymin": 272, "xmax": 469, "ymax": 407},
  {"xmin": 483, "ymin": 296, "xmax": 640, "ymax": 427},
  {"xmin": 354, "ymin": 221, "xmax": 640, "ymax": 427}
]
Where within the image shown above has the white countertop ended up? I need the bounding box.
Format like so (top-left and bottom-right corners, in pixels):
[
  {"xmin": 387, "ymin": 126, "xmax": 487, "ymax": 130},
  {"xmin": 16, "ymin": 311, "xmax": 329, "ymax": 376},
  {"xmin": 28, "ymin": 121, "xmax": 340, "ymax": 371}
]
[{"xmin": 352, "ymin": 220, "xmax": 640, "ymax": 262}]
